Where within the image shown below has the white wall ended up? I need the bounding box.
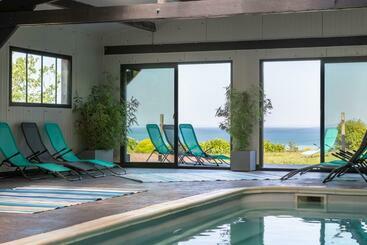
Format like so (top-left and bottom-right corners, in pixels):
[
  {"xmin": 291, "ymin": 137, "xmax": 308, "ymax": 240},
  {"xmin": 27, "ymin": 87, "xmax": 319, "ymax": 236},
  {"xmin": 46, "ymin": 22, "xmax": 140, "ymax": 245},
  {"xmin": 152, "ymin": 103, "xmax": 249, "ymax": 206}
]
[
  {"xmin": 102, "ymin": 8, "xmax": 367, "ymax": 162},
  {"xmin": 0, "ymin": 25, "xmax": 103, "ymax": 170}
]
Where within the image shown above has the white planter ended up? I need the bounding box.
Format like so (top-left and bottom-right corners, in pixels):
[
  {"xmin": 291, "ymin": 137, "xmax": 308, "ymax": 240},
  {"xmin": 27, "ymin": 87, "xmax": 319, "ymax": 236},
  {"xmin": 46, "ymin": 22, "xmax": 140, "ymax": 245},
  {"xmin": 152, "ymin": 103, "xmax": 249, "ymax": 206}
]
[
  {"xmin": 230, "ymin": 150, "xmax": 257, "ymax": 172},
  {"xmin": 78, "ymin": 149, "xmax": 114, "ymax": 162}
]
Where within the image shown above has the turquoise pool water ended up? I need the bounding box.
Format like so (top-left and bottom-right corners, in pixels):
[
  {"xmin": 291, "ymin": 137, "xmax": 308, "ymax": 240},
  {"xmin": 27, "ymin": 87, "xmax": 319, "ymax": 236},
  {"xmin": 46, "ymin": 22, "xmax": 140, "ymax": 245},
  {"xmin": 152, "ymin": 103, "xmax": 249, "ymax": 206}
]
[{"xmin": 73, "ymin": 193, "xmax": 367, "ymax": 245}]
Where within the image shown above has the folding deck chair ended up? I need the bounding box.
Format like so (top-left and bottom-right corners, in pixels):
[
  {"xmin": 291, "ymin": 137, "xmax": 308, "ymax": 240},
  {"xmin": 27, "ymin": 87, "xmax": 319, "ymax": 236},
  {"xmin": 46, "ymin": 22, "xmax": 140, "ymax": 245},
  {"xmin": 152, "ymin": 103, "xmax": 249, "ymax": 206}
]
[
  {"xmin": 21, "ymin": 122, "xmax": 105, "ymax": 178},
  {"xmin": 281, "ymin": 129, "xmax": 367, "ymax": 183},
  {"xmin": 0, "ymin": 122, "xmax": 80, "ymax": 181},
  {"xmin": 44, "ymin": 123, "xmax": 126, "ymax": 177},
  {"xmin": 179, "ymin": 124, "xmax": 229, "ymax": 166},
  {"xmin": 302, "ymin": 128, "xmax": 338, "ymax": 156},
  {"xmin": 162, "ymin": 124, "xmax": 194, "ymax": 164},
  {"xmin": 146, "ymin": 124, "xmax": 173, "ymax": 163}
]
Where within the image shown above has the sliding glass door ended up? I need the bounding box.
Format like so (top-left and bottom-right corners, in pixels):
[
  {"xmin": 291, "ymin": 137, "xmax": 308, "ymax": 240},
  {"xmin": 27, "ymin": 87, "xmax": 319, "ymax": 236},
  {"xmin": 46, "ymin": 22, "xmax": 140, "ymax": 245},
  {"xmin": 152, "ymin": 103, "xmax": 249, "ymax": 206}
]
[
  {"xmin": 121, "ymin": 62, "xmax": 232, "ymax": 168},
  {"xmin": 323, "ymin": 59, "xmax": 367, "ymax": 162},
  {"xmin": 262, "ymin": 60, "xmax": 321, "ymax": 168},
  {"xmin": 122, "ymin": 64, "xmax": 177, "ymax": 166}
]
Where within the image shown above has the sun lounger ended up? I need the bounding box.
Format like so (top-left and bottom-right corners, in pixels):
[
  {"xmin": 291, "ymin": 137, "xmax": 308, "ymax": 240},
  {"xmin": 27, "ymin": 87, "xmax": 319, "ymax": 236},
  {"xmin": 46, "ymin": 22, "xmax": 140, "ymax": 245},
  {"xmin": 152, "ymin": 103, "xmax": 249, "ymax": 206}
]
[
  {"xmin": 146, "ymin": 124, "xmax": 173, "ymax": 163},
  {"xmin": 0, "ymin": 122, "xmax": 79, "ymax": 180},
  {"xmin": 44, "ymin": 123, "xmax": 125, "ymax": 177}
]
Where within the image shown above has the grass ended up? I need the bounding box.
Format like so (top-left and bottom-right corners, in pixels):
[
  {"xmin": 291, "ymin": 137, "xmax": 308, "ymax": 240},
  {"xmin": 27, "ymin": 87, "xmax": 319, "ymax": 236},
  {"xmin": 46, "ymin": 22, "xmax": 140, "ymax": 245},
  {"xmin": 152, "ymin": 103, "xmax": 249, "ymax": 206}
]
[{"xmin": 264, "ymin": 152, "xmax": 339, "ymax": 165}]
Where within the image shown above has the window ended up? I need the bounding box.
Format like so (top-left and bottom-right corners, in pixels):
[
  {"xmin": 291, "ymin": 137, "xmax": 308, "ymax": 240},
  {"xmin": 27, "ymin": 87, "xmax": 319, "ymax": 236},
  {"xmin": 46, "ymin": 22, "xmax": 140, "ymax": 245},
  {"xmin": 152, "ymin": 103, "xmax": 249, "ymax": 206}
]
[{"xmin": 10, "ymin": 47, "xmax": 72, "ymax": 107}]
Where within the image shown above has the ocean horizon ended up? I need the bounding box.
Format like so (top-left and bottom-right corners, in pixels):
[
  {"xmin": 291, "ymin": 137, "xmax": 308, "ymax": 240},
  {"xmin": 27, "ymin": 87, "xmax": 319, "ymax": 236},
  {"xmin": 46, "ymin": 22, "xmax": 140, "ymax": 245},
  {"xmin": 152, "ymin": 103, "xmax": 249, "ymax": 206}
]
[{"xmin": 129, "ymin": 126, "xmax": 321, "ymax": 147}]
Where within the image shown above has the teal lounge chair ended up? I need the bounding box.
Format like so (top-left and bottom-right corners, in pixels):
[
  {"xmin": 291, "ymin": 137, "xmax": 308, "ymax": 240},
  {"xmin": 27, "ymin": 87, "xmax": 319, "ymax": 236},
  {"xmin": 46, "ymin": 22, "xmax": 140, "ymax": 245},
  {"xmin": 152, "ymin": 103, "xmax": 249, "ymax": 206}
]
[
  {"xmin": 179, "ymin": 124, "xmax": 229, "ymax": 166},
  {"xmin": 0, "ymin": 122, "xmax": 79, "ymax": 180},
  {"xmin": 302, "ymin": 128, "xmax": 338, "ymax": 156},
  {"xmin": 162, "ymin": 124, "xmax": 195, "ymax": 164},
  {"xmin": 146, "ymin": 124, "xmax": 173, "ymax": 162},
  {"xmin": 44, "ymin": 123, "xmax": 125, "ymax": 176},
  {"xmin": 282, "ymin": 129, "xmax": 367, "ymax": 182}
]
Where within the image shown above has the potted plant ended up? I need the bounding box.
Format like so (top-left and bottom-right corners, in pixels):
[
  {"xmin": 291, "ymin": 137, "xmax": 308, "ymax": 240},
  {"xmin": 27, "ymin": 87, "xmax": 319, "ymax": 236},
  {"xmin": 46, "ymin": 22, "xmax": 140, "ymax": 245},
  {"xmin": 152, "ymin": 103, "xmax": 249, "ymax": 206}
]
[
  {"xmin": 73, "ymin": 76, "xmax": 139, "ymax": 162},
  {"xmin": 216, "ymin": 86, "xmax": 272, "ymax": 171}
]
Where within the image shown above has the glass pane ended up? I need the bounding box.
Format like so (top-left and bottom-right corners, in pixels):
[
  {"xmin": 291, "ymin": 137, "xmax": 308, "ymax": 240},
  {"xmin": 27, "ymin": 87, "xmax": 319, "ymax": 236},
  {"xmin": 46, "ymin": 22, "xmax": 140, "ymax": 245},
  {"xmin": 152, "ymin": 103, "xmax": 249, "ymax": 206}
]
[
  {"xmin": 56, "ymin": 58, "xmax": 70, "ymax": 104},
  {"xmin": 178, "ymin": 63, "xmax": 231, "ymax": 166},
  {"xmin": 125, "ymin": 68, "xmax": 175, "ymax": 163},
  {"xmin": 42, "ymin": 56, "xmax": 56, "ymax": 104},
  {"xmin": 27, "ymin": 54, "xmax": 42, "ymax": 103},
  {"xmin": 11, "ymin": 51, "xmax": 27, "ymax": 103},
  {"xmin": 263, "ymin": 61, "xmax": 321, "ymax": 167},
  {"xmin": 324, "ymin": 62, "xmax": 367, "ymax": 161}
]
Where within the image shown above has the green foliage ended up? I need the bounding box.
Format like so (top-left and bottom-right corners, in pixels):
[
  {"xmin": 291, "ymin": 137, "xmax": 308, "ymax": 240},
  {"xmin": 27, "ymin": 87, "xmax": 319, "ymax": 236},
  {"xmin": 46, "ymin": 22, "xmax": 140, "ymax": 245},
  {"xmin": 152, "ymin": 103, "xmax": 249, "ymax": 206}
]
[
  {"xmin": 11, "ymin": 55, "xmax": 59, "ymax": 103},
  {"xmin": 200, "ymin": 139, "xmax": 230, "ymax": 155},
  {"xmin": 134, "ymin": 138, "xmax": 154, "ymax": 153},
  {"xmin": 127, "ymin": 138, "xmax": 138, "ymax": 153},
  {"xmin": 337, "ymin": 119, "xmax": 367, "ymax": 150},
  {"xmin": 264, "ymin": 140, "xmax": 285, "ymax": 152},
  {"xmin": 73, "ymin": 73, "xmax": 139, "ymax": 150},
  {"xmin": 216, "ymin": 85, "xmax": 272, "ymax": 151}
]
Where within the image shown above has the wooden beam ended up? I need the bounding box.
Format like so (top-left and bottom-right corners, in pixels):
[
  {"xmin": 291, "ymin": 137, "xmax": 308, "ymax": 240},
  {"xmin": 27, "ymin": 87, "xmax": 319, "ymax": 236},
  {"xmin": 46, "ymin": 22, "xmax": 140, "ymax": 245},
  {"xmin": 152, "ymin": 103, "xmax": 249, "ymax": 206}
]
[
  {"xmin": 0, "ymin": 0, "xmax": 53, "ymax": 48},
  {"xmin": 105, "ymin": 35, "xmax": 367, "ymax": 55},
  {"xmin": 2, "ymin": 0, "xmax": 367, "ymax": 26},
  {"xmin": 0, "ymin": 0, "xmax": 55, "ymax": 12},
  {"xmin": 0, "ymin": 26, "xmax": 18, "ymax": 48},
  {"xmin": 51, "ymin": 0, "xmax": 157, "ymax": 32}
]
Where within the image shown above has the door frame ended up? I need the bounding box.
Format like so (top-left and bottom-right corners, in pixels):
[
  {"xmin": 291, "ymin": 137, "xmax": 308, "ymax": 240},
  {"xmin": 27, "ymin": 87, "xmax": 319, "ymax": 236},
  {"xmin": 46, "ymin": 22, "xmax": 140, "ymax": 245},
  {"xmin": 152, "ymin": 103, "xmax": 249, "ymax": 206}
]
[{"xmin": 120, "ymin": 60, "xmax": 233, "ymax": 169}]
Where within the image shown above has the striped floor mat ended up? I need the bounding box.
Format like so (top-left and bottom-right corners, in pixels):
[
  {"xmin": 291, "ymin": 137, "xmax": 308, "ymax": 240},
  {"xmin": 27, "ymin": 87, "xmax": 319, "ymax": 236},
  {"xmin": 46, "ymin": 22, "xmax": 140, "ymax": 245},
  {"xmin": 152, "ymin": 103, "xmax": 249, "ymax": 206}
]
[
  {"xmin": 0, "ymin": 186, "xmax": 143, "ymax": 214},
  {"xmin": 122, "ymin": 171, "xmax": 280, "ymax": 183}
]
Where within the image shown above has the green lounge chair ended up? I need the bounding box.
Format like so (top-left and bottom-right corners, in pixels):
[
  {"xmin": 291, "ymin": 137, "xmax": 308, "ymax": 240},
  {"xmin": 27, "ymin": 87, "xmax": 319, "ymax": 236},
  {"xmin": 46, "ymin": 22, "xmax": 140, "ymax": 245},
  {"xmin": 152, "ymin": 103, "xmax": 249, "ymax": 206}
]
[
  {"xmin": 179, "ymin": 124, "xmax": 229, "ymax": 166},
  {"xmin": 44, "ymin": 123, "xmax": 125, "ymax": 176},
  {"xmin": 281, "ymin": 129, "xmax": 367, "ymax": 182},
  {"xmin": 162, "ymin": 124, "xmax": 195, "ymax": 164},
  {"xmin": 302, "ymin": 128, "xmax": 338, "ymax": 156},
  {"xmin": 146, "ymin": 124, "xmax": 173, "ymax": 163},
  {"xmin": 0, "ymin": 122, "xmax": 79, "ymax": 180},
  {"xmin": 21, "ymin": 122, "xmax": 105, "ymax": 178}
]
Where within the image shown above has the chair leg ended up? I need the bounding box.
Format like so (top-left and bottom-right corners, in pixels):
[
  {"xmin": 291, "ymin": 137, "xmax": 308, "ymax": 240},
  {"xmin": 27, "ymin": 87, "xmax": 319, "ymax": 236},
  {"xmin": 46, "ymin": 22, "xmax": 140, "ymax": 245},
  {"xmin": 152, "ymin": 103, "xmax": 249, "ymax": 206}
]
[
  {"xmin": 352, "ymin": 164, "xmax": 367, "ymax": 182},
  {"xmin": 105, "ymin": 164, "xmax": 127, "ymax": 177},
  {"xmin": 57, "ymin": 170, "xmax": 82, "ymax": 181},
  {"xmin": 146, "ymin": 151, "xmax": 156, "ymax": 162}
]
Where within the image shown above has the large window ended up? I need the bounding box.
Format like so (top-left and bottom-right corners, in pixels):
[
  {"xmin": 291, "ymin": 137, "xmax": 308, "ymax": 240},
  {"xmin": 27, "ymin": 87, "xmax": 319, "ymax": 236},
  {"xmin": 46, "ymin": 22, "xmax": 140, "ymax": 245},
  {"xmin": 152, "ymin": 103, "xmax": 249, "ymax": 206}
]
[
  {"xmin": 10, "ymin": 47, "xmax": 71, "ymax": 107},
  {"xmin": 262, "ymin": 60, "xmax": 321, "ymax": 167}
]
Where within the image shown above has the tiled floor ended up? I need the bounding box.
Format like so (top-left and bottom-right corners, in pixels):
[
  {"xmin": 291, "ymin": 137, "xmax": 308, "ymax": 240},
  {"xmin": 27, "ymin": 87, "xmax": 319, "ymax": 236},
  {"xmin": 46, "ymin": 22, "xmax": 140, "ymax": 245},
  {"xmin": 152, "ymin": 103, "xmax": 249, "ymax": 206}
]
[{"xmin": 0, "ymin": 168, "xmax": 366, "ymax": 243}]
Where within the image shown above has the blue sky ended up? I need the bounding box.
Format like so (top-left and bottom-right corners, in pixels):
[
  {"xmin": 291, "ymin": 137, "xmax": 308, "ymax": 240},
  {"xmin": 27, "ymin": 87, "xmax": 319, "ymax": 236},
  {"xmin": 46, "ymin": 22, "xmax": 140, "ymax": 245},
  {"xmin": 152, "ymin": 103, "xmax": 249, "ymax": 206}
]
[
  {"xmin": 127, "ymin": 63, "xmax": 231, "ymax": 128},
  {"xmin": 263, "ymin": 60, "xmax": 321, "ymax": 128}
]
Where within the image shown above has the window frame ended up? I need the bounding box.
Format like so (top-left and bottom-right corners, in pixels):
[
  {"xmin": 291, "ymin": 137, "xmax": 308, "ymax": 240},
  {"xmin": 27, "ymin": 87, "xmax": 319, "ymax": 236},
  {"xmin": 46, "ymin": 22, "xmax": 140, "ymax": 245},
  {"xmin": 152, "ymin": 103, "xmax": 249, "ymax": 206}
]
[{"xmin": 9, "ymin": 46, "xmax": 72, "ymax": 108}]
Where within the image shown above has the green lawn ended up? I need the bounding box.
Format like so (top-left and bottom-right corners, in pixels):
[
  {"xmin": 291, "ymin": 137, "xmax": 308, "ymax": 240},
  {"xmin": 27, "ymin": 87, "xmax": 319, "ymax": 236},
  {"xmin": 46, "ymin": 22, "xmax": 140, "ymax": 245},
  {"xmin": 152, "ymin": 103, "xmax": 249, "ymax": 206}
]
[{"xmin": 264, "ymin": 152, "xmax": 338, "ymax": 165}]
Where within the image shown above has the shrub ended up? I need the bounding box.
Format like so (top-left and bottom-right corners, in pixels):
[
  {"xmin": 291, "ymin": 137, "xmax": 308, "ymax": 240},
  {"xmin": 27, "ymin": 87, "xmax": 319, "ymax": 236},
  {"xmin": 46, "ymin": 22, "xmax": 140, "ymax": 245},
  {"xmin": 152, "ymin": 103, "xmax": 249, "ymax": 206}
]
[
  {"xmin": 134, "ymin": 138, "xmax": 154, "ymax": 153},
  {"xmin": 127, "ymin": 138, "xmax": 138, "ymax": 153},
  {"xmin": 200, "ymin": 139, "xmax": 230, "ymax": 155},
  {"xmin": 264, "ymin": 140, "xmax": 285, "ymax": 152},
  {"xmin": 337, "ymin": 119, "xmax": 367, "ymax": 150}
]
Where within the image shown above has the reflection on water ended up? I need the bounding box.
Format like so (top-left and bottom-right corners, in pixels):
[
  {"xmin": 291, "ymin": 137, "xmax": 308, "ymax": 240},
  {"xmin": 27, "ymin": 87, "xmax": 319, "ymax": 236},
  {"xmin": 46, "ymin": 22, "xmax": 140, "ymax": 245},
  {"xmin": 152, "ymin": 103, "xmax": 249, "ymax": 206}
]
[{"xmin": 178, "ymin": 215, "xmax": 367, "ymax": 245}]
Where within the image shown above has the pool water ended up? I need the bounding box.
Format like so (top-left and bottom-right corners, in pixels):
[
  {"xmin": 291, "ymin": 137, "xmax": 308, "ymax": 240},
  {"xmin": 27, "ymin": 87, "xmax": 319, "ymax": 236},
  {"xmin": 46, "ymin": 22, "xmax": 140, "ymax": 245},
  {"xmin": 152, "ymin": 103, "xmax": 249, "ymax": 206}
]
[
  {"xmin": 177, "ymin": 212, "xmax": 367, "ymax": 245},
  {"xmin": 73, "ymin": 193, "xmax": 367, "ymax": 245}
]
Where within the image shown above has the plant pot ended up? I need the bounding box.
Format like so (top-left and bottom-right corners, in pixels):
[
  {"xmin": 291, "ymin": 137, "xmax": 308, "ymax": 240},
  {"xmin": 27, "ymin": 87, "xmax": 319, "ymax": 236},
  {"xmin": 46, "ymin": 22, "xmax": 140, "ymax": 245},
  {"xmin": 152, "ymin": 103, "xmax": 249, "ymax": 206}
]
[
  {"xmin": 78, "ymin": 149, "xmax": 114, "ymax": 162},
  {"xmin": 230, "ymin": 150, "xmax": 257, "ymax": 172}
]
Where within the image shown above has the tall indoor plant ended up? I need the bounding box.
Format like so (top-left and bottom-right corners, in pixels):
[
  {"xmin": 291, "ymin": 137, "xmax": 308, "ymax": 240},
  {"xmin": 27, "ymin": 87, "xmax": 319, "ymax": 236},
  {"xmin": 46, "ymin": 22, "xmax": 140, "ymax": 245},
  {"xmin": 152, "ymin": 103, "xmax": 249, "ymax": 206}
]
[
  {"xmin": 73, "ymin": 77, "xmax": 139, "ymax": 162},
  {"xmin": 216, "ymin": 85, "xmax": 272, "ymax": 171}
]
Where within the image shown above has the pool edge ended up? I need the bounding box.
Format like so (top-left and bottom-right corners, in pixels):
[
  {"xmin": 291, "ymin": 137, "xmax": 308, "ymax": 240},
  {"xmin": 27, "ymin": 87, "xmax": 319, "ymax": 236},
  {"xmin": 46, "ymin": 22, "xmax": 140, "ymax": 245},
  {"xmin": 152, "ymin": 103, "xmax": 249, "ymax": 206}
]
[{"xmin": 5, "ymin": 186, "xmax": 367, "ymax": 245}]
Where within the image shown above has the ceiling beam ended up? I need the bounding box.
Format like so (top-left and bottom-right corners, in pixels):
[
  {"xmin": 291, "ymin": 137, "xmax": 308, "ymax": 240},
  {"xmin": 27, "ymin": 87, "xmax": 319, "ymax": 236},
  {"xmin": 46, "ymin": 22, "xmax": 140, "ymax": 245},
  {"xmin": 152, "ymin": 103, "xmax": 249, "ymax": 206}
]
[
  {"xmin": 105, "ymin": 35, "xmax": 367, "ymax": 55},
  {"xmin": 0, "ymin": 0, "xmax": 55, "ymax": 12},
  {"xmin": 0, "ymin": 0, "xmax": 54, "ymax": 48},
  {"xmin": 2, "ymin": 0, "xmax": 367, "ymax": 27},
  {"xmin": 51, "ymin": 0, "xmax": 156, "ymax": 32}
]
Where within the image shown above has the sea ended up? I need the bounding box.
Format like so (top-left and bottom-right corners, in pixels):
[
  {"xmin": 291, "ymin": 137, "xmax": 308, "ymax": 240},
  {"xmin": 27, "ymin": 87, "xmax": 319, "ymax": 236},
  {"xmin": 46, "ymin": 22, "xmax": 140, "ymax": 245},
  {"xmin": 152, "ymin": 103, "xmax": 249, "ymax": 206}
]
[{"xmin": 129, "ymin": 127, "xmax": 320, "ymax": 148}]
